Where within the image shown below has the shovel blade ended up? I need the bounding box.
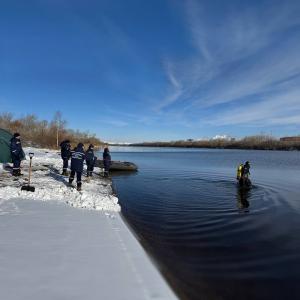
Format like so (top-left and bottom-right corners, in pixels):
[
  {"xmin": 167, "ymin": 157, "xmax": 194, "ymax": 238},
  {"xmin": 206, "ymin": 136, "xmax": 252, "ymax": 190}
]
[{"xmin": 21, "ymin": 185, "xmax": 35, "ymax": 192}]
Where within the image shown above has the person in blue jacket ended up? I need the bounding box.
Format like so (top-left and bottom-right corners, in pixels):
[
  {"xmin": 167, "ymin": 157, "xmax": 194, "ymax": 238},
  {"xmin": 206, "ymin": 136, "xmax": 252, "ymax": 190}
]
[
  {"xmin": 60, "ymin": 139, "xmax": 71, "ymax": 176},
  {"xmin": 10, "ymin": 133, "xmax": 24, "ymax": 176},
  {"xmin": 103, "ymin": 146, "xmax": 111, "ymax": 177},
  {"xmin": 85, "ymin": 144, "xmax": 96, "ymax": 177},
  {"xmin": 69, "ymin": 143, "xmax": 85, "ymax": 191}
]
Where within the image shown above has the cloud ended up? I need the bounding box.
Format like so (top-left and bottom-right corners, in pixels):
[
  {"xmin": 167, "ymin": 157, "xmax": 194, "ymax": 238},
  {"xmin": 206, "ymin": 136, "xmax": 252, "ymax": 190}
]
[
  {"xmin": 155, "ymin": 60, "xmax": 183, "ymax": 111},
  {"xmin": 204, "ymin": 83, "xmax": 300, "ymax": 126},
  {"xmin": 158, "ymin": 0, "xmax": 300, "ymax": 127}
]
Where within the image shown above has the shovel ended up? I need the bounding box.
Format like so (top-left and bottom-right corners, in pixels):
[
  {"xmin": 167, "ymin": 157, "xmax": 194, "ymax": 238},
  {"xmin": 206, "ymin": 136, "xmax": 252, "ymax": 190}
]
[{"xmin": 21, "ymin": 152, "xmax": 35, "ymax": 192}]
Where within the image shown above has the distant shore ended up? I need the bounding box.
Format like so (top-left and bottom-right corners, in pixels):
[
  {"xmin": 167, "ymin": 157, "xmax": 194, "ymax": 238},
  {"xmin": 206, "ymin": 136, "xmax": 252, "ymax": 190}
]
[{"xmin": 127, "ymin": 136, "xmax": 300, "ymax": 151}]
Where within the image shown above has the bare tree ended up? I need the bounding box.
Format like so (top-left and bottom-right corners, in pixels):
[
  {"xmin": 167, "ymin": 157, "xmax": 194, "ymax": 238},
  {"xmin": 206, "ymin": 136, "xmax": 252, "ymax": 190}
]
[
  {"xmin": 51, "ymin": 111, "xmax": 67, "ymax": 149},
  {"xmin": 0, "ymin": 111, "xmax": 103, "ymax": 148}
]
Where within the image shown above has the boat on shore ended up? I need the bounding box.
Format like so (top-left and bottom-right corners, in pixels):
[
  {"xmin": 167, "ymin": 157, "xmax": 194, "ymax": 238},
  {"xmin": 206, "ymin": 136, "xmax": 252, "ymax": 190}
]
[{"xmin": 95, "ymin": 159, "xmax": 138, "ymax": 171}]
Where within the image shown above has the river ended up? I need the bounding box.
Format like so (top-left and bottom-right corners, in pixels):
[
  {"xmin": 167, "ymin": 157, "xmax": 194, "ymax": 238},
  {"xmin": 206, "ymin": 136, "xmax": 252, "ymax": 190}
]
[{"xmin": 108, "ymin": 147, "xmax": 300, "ymax": 300}]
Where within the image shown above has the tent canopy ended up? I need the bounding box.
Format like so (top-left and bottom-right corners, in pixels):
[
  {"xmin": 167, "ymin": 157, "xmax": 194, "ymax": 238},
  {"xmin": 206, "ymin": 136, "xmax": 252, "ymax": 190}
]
[
  {"xmin": 0, "ymin": 128, "xmax": 13, "ymax": 163},
  {"xmin": 0, "ymin": 128, "xmax": 26, "ymax": 163}
]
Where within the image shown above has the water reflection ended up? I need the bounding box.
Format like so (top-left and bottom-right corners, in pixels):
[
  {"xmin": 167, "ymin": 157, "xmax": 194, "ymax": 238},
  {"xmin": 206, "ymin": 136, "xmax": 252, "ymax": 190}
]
[
  {"xmin": 237, "ymin": 186, "xmax": 251, "ymax": 212},
  {"xmin": 110, "ymin": 170, "xmax": 138, "ymax": 178}
]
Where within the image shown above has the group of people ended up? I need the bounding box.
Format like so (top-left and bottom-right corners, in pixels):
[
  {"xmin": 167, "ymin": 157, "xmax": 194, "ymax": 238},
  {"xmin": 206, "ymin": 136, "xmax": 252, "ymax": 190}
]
[
  {"xmin": 9, "ymin": 133, "xmax": 111, "ymax": 192},
  {"xmin": 60, "ymin": 140, "xmax": 111, "ymax": 191},
  {"xmin": 236, "ymin": 161, "xmax": 251, "ymax": 187}
]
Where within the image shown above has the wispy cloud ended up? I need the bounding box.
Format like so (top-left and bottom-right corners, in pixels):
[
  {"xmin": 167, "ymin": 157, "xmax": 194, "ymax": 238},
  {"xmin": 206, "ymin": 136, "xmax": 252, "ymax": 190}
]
[
  {"xmin": 158, "ymin": 0, "xmax": 300, "ymax": 128},
  {"xmin": 205, "ymin": 83, "xmax": 300, "ymax": 126},
  {"xmin": 155, "ymin": 60, "xmax": 183, "ymax": 111}
]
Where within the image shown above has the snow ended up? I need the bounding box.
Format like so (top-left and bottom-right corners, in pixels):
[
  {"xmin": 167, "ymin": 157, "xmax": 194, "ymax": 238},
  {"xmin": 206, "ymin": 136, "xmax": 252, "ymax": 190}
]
[
  {"xmin": 0, "ymin": 200, "xmax": 177, "ymax": 300},
  {"xmin": 0, "ymin": 148, "xmax": 120, "ymax": 212},
  {"xmin": 0, "ymin": 148, "xmax": 177, "ymax": 299}
]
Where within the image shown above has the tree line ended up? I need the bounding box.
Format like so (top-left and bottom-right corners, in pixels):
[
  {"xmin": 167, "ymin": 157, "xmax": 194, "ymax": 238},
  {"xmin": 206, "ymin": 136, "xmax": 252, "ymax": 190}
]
[
  {"xmin": 131, "ymin": 135, "xmax": 300, "ymax": 151},
  {"xmin": 0, "ymin": 112, "xmax": 103, "ymax": 149}
]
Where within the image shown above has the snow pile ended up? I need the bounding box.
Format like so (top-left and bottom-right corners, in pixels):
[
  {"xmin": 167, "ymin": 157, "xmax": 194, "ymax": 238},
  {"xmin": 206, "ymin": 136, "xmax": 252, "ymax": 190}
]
[{"xmin": 0, "ymin": 148, "xmax": 120, "ymax": 212}]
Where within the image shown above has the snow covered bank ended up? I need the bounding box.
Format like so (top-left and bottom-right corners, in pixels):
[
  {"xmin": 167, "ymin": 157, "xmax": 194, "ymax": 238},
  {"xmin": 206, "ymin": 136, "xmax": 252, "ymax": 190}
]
[
  {"xmin": 0, "ymin": 199, "xmax": 177, "ymax": 300},
  {"xmin": 0, "ymin": 148, "xmax": 120, "ymax": 212}
]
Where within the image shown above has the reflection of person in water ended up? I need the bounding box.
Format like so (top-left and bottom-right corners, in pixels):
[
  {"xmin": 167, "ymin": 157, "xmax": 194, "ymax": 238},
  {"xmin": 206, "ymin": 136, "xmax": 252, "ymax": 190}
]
[{"xmin": 237, "ymin": 187, "xmax": 250, "ymax": 211}]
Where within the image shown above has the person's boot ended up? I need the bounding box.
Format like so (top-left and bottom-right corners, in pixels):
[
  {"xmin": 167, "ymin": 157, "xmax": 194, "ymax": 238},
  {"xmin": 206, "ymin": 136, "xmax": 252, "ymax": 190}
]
[
  {"xmin": 77, "ymin": 182, "xmax": 82, "ymax": 191},
  {"xmin": 69, "ymin": 178, "xmax": 73, "ymax": 186}
]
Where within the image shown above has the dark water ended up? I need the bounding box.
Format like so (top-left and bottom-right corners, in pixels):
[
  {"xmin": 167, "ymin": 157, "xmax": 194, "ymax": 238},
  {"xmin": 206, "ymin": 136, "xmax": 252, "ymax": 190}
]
[{"xmin": 109, "ymin": 147, "xmax": 300, "ymax": 300}]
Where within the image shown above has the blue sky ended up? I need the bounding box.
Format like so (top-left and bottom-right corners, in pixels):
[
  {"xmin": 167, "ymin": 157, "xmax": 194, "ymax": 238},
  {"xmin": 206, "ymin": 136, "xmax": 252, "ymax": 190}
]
[{"xmin": 1, "ymin": 0, "xmax": 300, "ymax": 142}]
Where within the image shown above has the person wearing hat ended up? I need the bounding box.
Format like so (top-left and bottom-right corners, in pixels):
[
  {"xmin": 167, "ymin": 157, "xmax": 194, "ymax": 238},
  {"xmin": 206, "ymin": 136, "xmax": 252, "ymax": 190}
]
[
  {"xmin": 69, "ymin": 143, "xmax": 85, "ymax": 191},
  {"xmin": 60, "ymin": 139, "xmax": 71, "ymax": 176},
  {"xmin": 85, "ymin": 144, "xmax": 96, "ymax": 178},
  {"xmin": 10, "ymin": 132, "xmax": 24, "ymax": 176}
]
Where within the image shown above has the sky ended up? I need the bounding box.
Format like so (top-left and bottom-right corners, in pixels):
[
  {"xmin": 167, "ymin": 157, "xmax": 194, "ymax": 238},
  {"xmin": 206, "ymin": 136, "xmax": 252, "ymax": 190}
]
[{"xmin": 1, "ymin": 0, "xmax": 300, "ymax": 143}]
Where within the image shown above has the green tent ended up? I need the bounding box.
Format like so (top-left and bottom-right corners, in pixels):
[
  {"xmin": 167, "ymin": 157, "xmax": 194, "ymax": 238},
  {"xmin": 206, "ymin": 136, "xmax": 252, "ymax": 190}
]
[
  {"xmin": 0, "ymin": 129, "xmax": 25, "ymax": 163},
  {"xmin": 0, "ymin": 128, "xmax": 13, "ymax": 163}
]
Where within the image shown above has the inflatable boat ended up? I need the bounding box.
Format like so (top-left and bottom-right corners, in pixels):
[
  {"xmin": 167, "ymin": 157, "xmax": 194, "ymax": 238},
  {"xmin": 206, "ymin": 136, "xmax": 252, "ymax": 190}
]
[{"xmin": 95, "ymin": 160, "xmax": 138, "ymax": 171}]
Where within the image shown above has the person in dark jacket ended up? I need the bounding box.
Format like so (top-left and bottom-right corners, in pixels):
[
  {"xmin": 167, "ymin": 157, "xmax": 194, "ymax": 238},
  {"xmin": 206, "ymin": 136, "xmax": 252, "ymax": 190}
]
[
  {"xmin": 103, "ymin": 147, "xmax": 111, "ymax": 177},
  {"xmin": 60, "ymin": 140, "xmax": 71, "ymax": 176},
  {"xmin": 10, "ymin": 133, "xmax": 24, "ymax": 176},
  {"xmin": 85, "ymin": 144, "xmax": 96, "ymax": 177},
  {"xmin": 69, "ymin": 143, "xmax": 85, "ymax": 191}
]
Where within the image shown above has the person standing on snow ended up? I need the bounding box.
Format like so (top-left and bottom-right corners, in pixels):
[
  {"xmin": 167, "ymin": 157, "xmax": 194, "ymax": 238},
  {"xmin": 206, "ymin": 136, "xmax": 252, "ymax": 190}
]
[
  {"xmin": 10, "ymin": 132, "xmax": 24, "ymax": 176},
  {"xmin": 69, "ymin": 143, "xmax": 85, "ymax": 191},
  {"xmin": 60, "ymin": 139, "xmax": 71, "ymax": 176},
  {"xmin": 103, "ymin": 146, "xmax": 111, "ymax": 177},
  {"xmin": 85, "ymin": 144, "xmax": 96, "ymax": 177}
]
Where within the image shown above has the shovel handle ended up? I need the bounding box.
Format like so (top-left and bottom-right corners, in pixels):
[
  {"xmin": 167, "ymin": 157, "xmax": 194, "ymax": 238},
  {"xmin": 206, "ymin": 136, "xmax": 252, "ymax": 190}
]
[{"xmin": 28, "ymin": 157, "xmax": 32, "ymax": 186}]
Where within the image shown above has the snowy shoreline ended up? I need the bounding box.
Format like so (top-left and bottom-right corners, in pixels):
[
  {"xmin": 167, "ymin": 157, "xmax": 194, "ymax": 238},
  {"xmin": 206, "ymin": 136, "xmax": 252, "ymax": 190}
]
[{"xmin": 0, "ymin": 148, "xmax": 120, "ymax": 212}]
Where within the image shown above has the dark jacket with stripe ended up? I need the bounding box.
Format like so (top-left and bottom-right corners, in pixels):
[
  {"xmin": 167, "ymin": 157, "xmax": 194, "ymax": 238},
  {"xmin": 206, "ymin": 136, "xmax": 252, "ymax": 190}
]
[{"xmin": 70, "ymin": 146, "xmax": 86, "ymax": 172}]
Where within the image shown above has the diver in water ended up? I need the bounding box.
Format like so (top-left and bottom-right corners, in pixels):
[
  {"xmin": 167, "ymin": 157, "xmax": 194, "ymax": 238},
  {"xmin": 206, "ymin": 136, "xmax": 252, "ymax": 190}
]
[{"xmin": 236, "ymin": 161, "xmax": 251, "ymax": 187}]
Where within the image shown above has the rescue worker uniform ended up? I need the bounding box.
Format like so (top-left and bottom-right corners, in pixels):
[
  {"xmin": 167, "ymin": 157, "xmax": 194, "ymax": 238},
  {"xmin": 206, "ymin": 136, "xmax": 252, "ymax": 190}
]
[
  {"xmin": 85, "ymin": 144, "xmax": 96, "ymax": 177},
  {"xmin": 103, "ymin": 147, "xmax": 111, "ymax": 177},
  {"xmin": 69, "ymin": 143, "xmax": 85, "ymax": 191},
  {"xmin": 60, "ymin": 140, "xmax": 71, "ymax": 175},
  {"xmin": 10, "ymin": 133, "xmax": 24, "ymax": 176}
]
